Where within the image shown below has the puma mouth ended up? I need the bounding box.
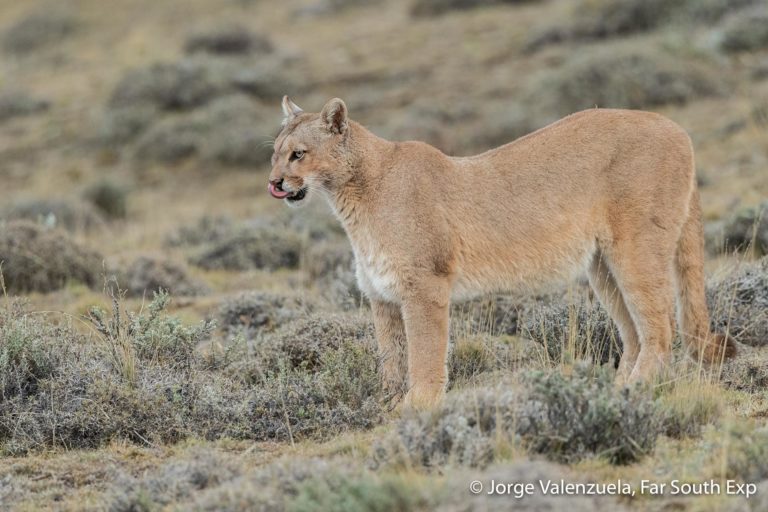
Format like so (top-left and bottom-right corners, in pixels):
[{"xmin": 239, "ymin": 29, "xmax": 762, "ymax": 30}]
[
  {"xmin": 286, "ymin": 187, "xmax": 307, "ymax": 202},
  {"xmin": 268, "ymin": 182, "xmax": 307, "ymax": 202}
]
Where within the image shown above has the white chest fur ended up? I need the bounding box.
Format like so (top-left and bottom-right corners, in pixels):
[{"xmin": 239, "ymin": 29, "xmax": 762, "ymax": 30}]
[{"xmin": 351, "ymin": 240, "xmax": 401, "ymax": 303}]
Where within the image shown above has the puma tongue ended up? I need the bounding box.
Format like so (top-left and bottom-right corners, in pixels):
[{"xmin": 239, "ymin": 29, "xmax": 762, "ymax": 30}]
[{"xmin": 268, "ymin": 182, "xmax": 290, "ymax": 199}]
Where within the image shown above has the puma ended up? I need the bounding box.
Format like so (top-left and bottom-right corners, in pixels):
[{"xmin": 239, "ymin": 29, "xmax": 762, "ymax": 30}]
[{"xmin": 268, "ymin": 96, "xmax": 735, "ymax": 409}]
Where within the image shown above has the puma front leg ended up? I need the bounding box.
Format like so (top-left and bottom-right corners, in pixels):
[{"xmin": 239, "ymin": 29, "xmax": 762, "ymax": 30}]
[
  {"xmin": 370, "ymin": 299, "xmax": 408, "ymax": 401},
  {"xmin": 401, "ymin": 280, "xmax": 451, "ymax": 410}
]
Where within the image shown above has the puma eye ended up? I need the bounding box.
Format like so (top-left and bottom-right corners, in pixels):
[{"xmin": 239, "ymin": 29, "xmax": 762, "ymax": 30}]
[{"xmin": 290, "ymin": 150, "xmax": 305, "ymax": 161}]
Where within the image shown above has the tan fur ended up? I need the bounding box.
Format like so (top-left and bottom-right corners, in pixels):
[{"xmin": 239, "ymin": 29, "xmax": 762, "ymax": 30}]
[{"xmin": 269, "ymin": 97, "xmax": 736, "ymax": 409}]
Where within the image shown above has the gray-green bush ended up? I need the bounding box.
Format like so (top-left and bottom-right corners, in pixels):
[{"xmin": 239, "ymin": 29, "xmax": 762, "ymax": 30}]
[
  {"xmin": 0, "ymin": 300, "xmax": 74, "ymax": 401},
  {"xmin": 184, "ymin": 25, "xmax": 273, "ymax": 56},
  {"xmin": 306, "ymin": 240, "xmax": 363, "ymax": 309},
  {"xmin": 0, "ymin": 296, "xmax": 384, "ymax": 454},
  {"xmin": 218, "ymin": 291, "xmax": 314, "ymax": 336},
  {"xmin": 718, "ymin": 201, "xmax": 768, "ymax": 255},
  {"xmin": 0, "ymin": 91, "xmax": 49, "ymax": 122},
  {"xmin": 374, "ymin": 364, "xmax": 659, "ymax": 469},
  {"xmin": 719, "ymin": 6, "xmax": 768, "ymax": 53},
  {"xmin": 707, "ymin": 256, "xmax": 768, "ymax": 347},
  {"xmin": 411, "ymin": 0, "xmax": 540, "ymax": 17},
  {"xmin": 518, "ymin": 365, "xmax": 659, "ymax": 464},
  {"xmin": 3, "ymin": 198, "xmax": 106, "ymax": 233},
  {"xmin": 83, "ymin": 180, "xmax": 128, "ymax": 219},
  {"xmin": 117, "ymin": 255, "xmax": 209, "ymax": 298},
  {"xmin": 2, "ymin": 9, "xmax": 77, "ymax": 54},
  {"xmin": 526, "ymin": 48, "xmax": 724, "ymax": 120},
  {"xmin": 521, "ymin": 296, "xmax": 621, "ymax": 366},
  {"xmin": 191, "ymin": 223, "xmax": 303, "ymax": 271},
  {"xmin": 526, "ymin": 0, "xmax": 759, "ymax": 52},
  {"xmin": 0, "ymin": 221, "xmax": 103, "ymax": 293}
]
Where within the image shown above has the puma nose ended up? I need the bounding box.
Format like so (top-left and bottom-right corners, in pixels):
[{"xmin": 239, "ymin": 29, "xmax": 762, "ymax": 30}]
[{"xmin": 269, "ymin": 178, "xmax": 284, "ymax": 191}]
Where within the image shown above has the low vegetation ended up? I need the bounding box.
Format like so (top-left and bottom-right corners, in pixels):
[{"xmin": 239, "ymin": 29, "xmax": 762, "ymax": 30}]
[
  {"xmin": 0, "ymin": 91, "xmax": 48, "ymax": 123},
  {"xmin": 522, "ymin": 296, "xmax": 620, "ymax": 366},
  {"xmin": 116, "ymin": 255, "xmax": 209, "ymax": 297},
  {"xmin": 707, "ymin": 256, "xmax": 768, "ymax": 347},
  {"xmin": 0, "ymin": 295, "xmax": 386, "ymax": 456},
  {"xmin": 525, "ymin": 0, "xmax": 759, "ymax": 52},
  {"xmin": 217, "ymin": 291, "xmax": 315, "ymax": 336},
  {"xmin": 2, "ymin": 8, "xmax": 77, "ymax": 54},
  {"xmin": 374, "ymin": 364, "xmax": 661, "ymax": 470},
  {"xmin": 0, "ymin": 221, "xmax": 103, "ymax": 293},
  {"xmin": 526, "ymin": 47, "xmax": 724, "ymax": 122},
  {"xmin": 718, "ymin": 6, "xmax": 768, "ymax": 53},
  {"xmin": 411, "ymin": 0, "xmax": 541, "ymax": 17},
  {"xmin": 3, "ymin": 198, "xmax": 106, "ymax": 233},
  {"xmin": 190, "ymin": 222, "xmax": 303, "ymax": 271}
]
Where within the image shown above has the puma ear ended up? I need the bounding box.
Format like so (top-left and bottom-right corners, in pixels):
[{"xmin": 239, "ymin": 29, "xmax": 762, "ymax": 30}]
[
  {"xmin": 320, "ymin": 98, "xmax": 348, "ymax": 135},
  {"xmin": 281, "ymin": 95, "xmax": 303, "ymax": 123}
]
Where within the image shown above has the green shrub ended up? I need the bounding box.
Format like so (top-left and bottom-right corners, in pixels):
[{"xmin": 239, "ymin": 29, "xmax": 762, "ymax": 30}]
[
  {"xmin": 525, "ymin": 0, "xmax": 677, "ymax": 51},
  {"xmin": 131, "ymin": 94, "xmax": 275, "ymax": 166},
  {"xmin": 2, "ymin": 9, "xmax": 77, "ymax": 54},
  {"xmin": 165, "ymin": 216, "xmax": 235, "ymax": 247},
  {"xmin": 0, "ymin": 91, "xmax": 49, "ymax": 122},
  {"xmin": 246, "ymin": 332, "xmax": 382, "ymax": 442},
  {"xmin": 185, "ymin": 458, "xmax": 359, "ymax": 511},
  {"xmin": 527, "ymin": 48, "xmax": 724, "ymax": 119},
  {"xmin": 191, "ymin": 223, "xmax": 303, "ymax": 271},
  {"xmin": 298, "ymin": 0, "xmax": 381, "ymax": 17},
  {"xmin": 525, "ymin": 0, "xmax": 759, "ymax": 52},
  {"xmin": 0, "ymin": 221, "xmax": 103, "ymax": 293},
  {"xmin": 117, "ymin": 255, "xmax": 209, "ymax": 298},
  {"xmin": 0, "ymin": 300, "xmax": 75, "ymax": 401},
  {"xmin": 447, "ymin": 335, "xmax": 541, "ymax": 386},
  {"xmin": 83, "ymin": 179, "xmax": 128, "ymax": 219},
  {"xmin": 721, "ymin": 348, "xmax": 768, "ymax": 392},
  {"xmin": 106, "ymin": 448, "xmax": 243, "ymax": 511},
  {"xmin": 306, "ymin": 240, "xmax": 362, "ymax": 309},
  {"xmin": 88, "ymin": 290, "xmax": 214, "ymax": 374},
  {"xmin": 411, "ymin": 0, "xmax": 540, "ymax": 17},
  {"xmin": 289, "ymin": 472, "xmax": 431, "ymax": 512},
  {"xmin": 218, "ymin": 291, "xmax": 314, "ymax": 337},
  {"xmin": 375, "ymin": 365, "xmax": 660, "ymax": 469},
  {"xmin": 707, "ymin": 256, "xmax": 768, "ymax": 347},
  {"xmin": 0, "ymin": 295, "xmax": 239, "ymax": 454},
  {"xmin": 372, "ymin": 384, "xmax": 520, "ymax": 469},
  {"xmin": 519, "ymin": 364, "xmax": 659, "ymax": 464},
  {"xmin": 719, "ymin": 6, "xmax": 768, "ymax": 53},
  {"xmin": 184, "ymin": 25, "xmax": 273, "ymax": 55},
  {"xmin": 244, "ymin": 313, "xmax": 373, "ymax": 373},
  {"xmin": 1, "ymin": 296, "xmax": 384, "ymax": 454},
  {"xmin": 655, "ymin": 380, "xmax": 724, "ymax": 438},
  {"xmin": 109, "ymin": 59, "xmax": 225, "ymax": 112},
  {"xmin": 521, "ymin": 297, "xmax": 620, "ymax": 366},
  {"xmin": 718, "ymin": 201, "xmax": 768, "ymax": 256},
  {"xmin": 3, "ymin": 198, "xmax": 106, "ymax": 233},
  {"xmin": 721, "ymin": 423, "xmax": 768, "ymax": 482},
  {"xmin": 102, "ymin": 51, "xmax": 295, "ymax": 162},
  {"xmin": 451, "ymin": 294, "xmax": 523, "ymax": 337}
]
